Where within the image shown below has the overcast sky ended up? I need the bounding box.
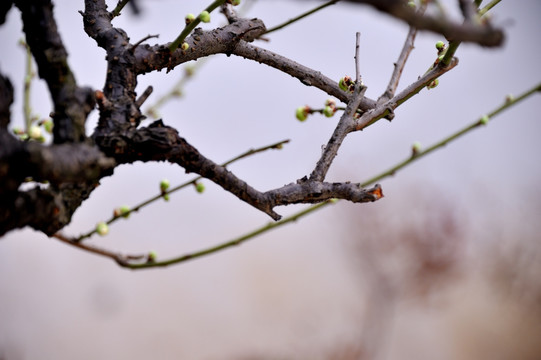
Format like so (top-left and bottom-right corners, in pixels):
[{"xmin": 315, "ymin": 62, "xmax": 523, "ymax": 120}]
[{"xmin": 1, "ymin": 1, "xmax": 540, "ymax": 359}]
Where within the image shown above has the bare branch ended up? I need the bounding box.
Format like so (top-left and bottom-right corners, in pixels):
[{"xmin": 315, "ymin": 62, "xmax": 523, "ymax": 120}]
[
  {"xmin": 232, "ymin": 41, "xmax": 378, "ymax": 112},
  {"xmin": 378, "ymin": 1, "xmax": 427, "ymax": 104},
  {"xmin": 309, "ymin": 84, "xmax": 367, "ymax": 182},
  {"xmin": 344, "ymin": 0, "xmax": 504, "ymax": 46},
  {"xmin": 355, "ymin": 32, "xmax": 361, "ymax": 84},
  {"xmin": 353, "ymin": 58, "xmax": 459, "ymax": 131}
]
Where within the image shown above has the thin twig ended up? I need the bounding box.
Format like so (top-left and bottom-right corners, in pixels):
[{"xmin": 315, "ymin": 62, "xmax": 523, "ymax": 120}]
[
  {"xmin": 478, "ymin": 0, "xmax": 501, "ymax": 17},
  {"xmin": 309, "ymin": 85, "xmax": 366, "ymax": 182},
  {"xmin": 53, "ymin": 232, "xmax": 146, "ymax": 266},
  {"xmin": 110, "ymin": 0, "xmax": 131, "ymax": 18},
  {"xmin": 169, "ymin": 0, "xmax": 226, "ymax": 53},
  {"xmin": 264, "ymin": 0, "xmax": 340, "ymax": 35},
  {"xmin": 353, "ymin": 57, "xmax": 459, "ymax": 131},
  {"xmin": 122, "ymin": 200, "xmax": 334, "ymax": 269},
  {"xmin": 378, "ymin": 1, "xmax": 427, "ymax": 104},
  {"xmin": 354, "ymin": 32, "xmax": 361, "ymax": 84},
  {"xmin": 131, "ymin": 34, "xmax": 159, "ymax": 52},
  {"xmin": 22, "ymin": 41, "xmax": 33, "ymax": 131},
  {"xmin": 135, "ymin": 86, "xmax": 153, "ymax": 108}
]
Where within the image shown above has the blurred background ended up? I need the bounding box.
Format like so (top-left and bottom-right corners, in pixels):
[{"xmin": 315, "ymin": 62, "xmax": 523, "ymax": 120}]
[{"xmin": 1, "ymin": 0, "xmax": 540, "ymax": 359}]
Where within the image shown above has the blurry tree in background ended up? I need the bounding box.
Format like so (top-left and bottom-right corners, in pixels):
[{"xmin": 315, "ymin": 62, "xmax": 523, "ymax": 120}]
[{"xmin": 0, "ymin": 1, "xmax": 538, "ymax": 263}]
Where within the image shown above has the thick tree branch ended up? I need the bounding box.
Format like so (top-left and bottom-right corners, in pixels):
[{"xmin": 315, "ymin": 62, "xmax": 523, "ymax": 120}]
[
  {"xmin": 344, "ymin": 0, "xmax": 504, "ymax": 47},
  {"xmin": 133, "ymin": 18, "xmax": 266, "ymax": 74},
  {"xmin": 266, "ymin": 181, "xmax": 382, "ymax": 206},
  {"xmin": 0, "ymin": 0, "xmax": 13, "ymax": 25},
  {"xmin": 0, "ymin": 1, "xmax": 115, "ymax": 236},
  {"xmin": 14, "ymin": 0, "xmax": 95, "ymax": 144},
  {"xmin": 0, "ymin": 70, "xmax": 13, "ymax": 128}
]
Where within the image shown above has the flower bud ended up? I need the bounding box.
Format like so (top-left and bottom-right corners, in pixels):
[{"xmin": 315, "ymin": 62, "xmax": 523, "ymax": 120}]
[
  {"xmin": 195, "ymin": 182, "xmax": 205, "ymax": 193},
  {"xmin": 199, "ymin": 11, "xmax": 211, "ymax": 23},
  {"xmin": 148, "ymin": 251, "xmax": 157, "ymax": 262},
  {"xmin": 323, "ymin": 106, "xmax": 334, "ymax": 118},
  {"xmin": 28, "ymin": 125, "xmax": 42, "ymax": 140},
  {"xmin": 160, "ymin": 179, "xmax": 170, "ymax": 193},
  {"xmin": 479, "ymin": 115, "xmax": 489, "ymax": 125},
  {"xmin": 427, "ymin": 78, "xmax": 439, "ymax": 89},
  {"xmin": 43, "ymin": 119, "xmax": 53, "ymax": 134},
  {"xmin": 185, "ymin": 13, "xmax": 196, "ymax": 24},
  {"xmin": 411, "ymin": 141, "xmax": 422, "ymax": 156},
  {"xmin": 96, "ymin": 222, "xmax": 109, "ymax": 236},
  {"xmin": 295, "ymin": 106, "xmax": 310, "ymax": 121}
]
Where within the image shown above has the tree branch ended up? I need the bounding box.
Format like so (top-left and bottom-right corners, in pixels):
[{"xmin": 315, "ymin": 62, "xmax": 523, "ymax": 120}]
[
  {"xmin": 232, "ymin": 41, "xmax": 377, "ymax": 112},
  {"xmin": 15, "ymin": 0, "xmax": 95, "ymax": 144},
  {"xmin": 0, "ymin": 70, "xmax": 13, "ymax": 129},
  {"xmin": 378, "ymin": 1, "xmax": 427, "ymax": 105},
  {"xmin": 344, "ymin": 0, "xmax": 504, "ymax": 47}
]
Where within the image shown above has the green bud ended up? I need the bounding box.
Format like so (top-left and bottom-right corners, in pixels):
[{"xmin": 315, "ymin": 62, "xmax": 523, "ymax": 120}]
[
  {"xmin": 339, "ymin": 76, "xmax": 355, "ymax": 93},
  {"xmin": 231, "ymin": 0, "xmax": 241, "ymax": 5},
  {"xmin": 411, "ymin": 141, "xmax": 422, "ymax": 156},
  {"xmin": 163, "ymin": 194, "xmax": 170, "ymax": 201},
  {"xmin": 435, "ymin": 41, "xmax": 445, "ymax": 51},
  {"xmin": 181, "ymin": 42, "xmax": 189, "ymax": 51},
  {"xmin": 28, "ymin": 125, "xmax": 41, "ymax": 140},
  {"xmin": 325, "ymin": 99, "xmax": 336, "ymax": 108},
  {"xmin": 295, "ymin": 106, "xmax": 309, "ymax": 121},
  {"xmin": 339, "ymin": 77, "xmax": 349, "ymax": 92},
  {"xmin": 114, "ymin": 205, "xmax": 131, "ymax": 218},
  {"xmin": 96, "ymin": 222, "xmax": 109, "ymax": 236},
  {"xmin": 479, "ymin": 115, "xmax": 489, "ymax": 125},
  {"xmin": 160, "ymin": 179, "xmax": 170, "ymax": 192},
  {"xmin": 148, "ymin": 251, "xmax": 157, "ymax": 262},
  {"xmin": 199, "ymin": 11, "xmax": 211, "ymax": 23},
  {"xmin": 427, "ymin": 78, "xmax": 439, "ymax": 89},
  {"xmin": 12, "ymin": 127, "xmax": 25, "ymax": 135},
  {"xmin": 43, "ymin": 119, "xmax": 53, "ymax": 134},
  {"xmin": 195, "ymin": 182, "xmax": 205, "ymax": 193},
  {"xmin": 407, "ymin": 0, "xmax": 416, "ymax": 9},
  {"xmin": 185, "ymin": 13, "xmax": 196, "ymax": 24},
  {"xmin": 185, "ymin": 66, "xmax": 195, "ymax": 77},
  {"xmin": 323, "ymin": 106, "xmax": 334, "ymax": 118}
]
